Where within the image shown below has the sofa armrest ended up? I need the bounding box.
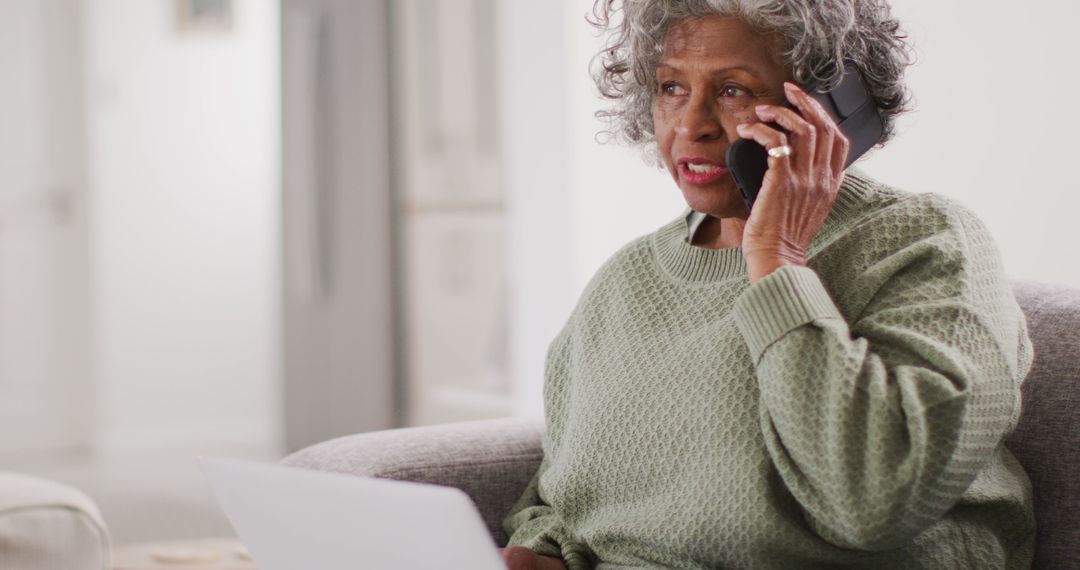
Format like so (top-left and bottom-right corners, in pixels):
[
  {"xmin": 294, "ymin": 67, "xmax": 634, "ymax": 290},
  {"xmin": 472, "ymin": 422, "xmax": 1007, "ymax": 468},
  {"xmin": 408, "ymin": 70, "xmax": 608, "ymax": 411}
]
[
  {"xmin": 0, "ymin": 472, "xmax": 111, "ymax": 570},
  {"xmin": 282, "ymin": 417, "xmax": 545, "ymax": 546}
]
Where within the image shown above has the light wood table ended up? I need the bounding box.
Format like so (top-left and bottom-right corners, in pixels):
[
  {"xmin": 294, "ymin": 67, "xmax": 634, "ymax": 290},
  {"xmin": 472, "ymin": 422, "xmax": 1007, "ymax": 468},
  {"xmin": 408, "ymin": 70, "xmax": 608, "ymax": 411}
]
[{"xmin": 112, "ymin": 538, "xmax": 257, "ymax": 570}]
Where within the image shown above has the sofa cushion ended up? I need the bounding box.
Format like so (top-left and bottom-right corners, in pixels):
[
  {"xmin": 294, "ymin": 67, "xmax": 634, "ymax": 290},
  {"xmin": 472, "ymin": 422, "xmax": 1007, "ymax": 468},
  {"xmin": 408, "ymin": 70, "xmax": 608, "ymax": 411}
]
[
  {"xmin": 0, "ymin": 472, "xmax": 111, "ymax": 570},
  {"xmin": 1007, "ymin": 281, "xmax": 1080, "ymax": 569}
]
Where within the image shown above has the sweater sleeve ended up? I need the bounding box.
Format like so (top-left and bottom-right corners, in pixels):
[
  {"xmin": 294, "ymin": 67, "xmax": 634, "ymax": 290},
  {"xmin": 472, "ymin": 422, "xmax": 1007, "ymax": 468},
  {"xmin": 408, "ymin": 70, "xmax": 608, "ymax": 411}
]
[
  {"xmin": 501, "ymin": 330, "xmax": 594, "ymax": 570},
  {"xmin": 731, "ymin": 196, "xmax": 1032, "ymax": 551}
]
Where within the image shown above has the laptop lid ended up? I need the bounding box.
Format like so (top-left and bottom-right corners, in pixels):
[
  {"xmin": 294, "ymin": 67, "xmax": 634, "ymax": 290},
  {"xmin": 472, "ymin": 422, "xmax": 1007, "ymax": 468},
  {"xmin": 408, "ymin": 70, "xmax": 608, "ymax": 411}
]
[{"xmin": 198, "ymin": 457, "xmax": 506, "ymax": 570}]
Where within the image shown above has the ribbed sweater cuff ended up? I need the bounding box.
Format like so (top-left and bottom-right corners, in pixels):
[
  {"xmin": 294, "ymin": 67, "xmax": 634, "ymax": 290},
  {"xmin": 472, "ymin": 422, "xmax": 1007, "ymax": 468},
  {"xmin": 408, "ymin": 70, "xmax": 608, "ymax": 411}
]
[
  {"xmin": 549, "ymin": 528, "xmax": 592, "ymax": 570},
  {"xmin": 732, "ymin": 265, "xmax": 843, "ymax": 363},
  {"xmin": 562, "ymin": 543, "xmax": 594, "ymax": 570},
  {"xmin": 517, "ymin": 526, "xmax": 592, "ymax": 569}
]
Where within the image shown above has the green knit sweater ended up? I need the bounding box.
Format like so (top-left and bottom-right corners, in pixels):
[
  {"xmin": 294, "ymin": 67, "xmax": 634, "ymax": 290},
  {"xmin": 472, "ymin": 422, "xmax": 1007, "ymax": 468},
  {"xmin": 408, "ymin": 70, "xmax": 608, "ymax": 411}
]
[{"xmin": 503, "ymin": 170, "xmax": 1035, "ymax": 569}]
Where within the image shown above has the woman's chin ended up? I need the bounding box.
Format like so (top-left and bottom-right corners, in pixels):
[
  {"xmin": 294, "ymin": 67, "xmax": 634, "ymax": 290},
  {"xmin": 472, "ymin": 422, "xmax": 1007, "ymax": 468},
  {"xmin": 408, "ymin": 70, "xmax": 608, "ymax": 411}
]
[{"xmin": 680, "ymin": 183, "xmax": 746, "ymax": 217}]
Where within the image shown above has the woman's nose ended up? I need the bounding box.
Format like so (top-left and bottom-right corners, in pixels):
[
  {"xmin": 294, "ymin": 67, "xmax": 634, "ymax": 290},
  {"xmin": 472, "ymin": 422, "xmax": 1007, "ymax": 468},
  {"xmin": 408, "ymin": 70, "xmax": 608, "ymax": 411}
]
[{"xmin": 677, "ymin": 95, "xmax": 723, "ymax": 141}]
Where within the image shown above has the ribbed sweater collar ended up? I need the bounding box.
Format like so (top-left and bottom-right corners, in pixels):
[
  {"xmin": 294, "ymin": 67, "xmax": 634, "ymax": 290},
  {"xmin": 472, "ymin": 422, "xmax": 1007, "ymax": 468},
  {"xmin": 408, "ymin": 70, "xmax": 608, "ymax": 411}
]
[{"xmin": 651, "ymin": 168, "xmax": 881, "ymax": 284}]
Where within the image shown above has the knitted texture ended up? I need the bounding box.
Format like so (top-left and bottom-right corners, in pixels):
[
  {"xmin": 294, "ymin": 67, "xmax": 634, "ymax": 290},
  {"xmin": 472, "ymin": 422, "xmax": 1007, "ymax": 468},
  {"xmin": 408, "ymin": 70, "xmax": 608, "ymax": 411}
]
[{"xmin": 503, "ymin": 170, "xmax": 1035, "ymax": 569}]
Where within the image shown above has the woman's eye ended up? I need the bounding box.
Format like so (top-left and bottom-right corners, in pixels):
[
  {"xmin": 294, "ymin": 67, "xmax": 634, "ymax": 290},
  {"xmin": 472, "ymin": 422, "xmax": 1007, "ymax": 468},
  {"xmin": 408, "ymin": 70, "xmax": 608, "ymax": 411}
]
[
  {"xmin": 719, "ymin": 84, "xmax": 749, "ymax": 98},
  {"xmin": 661, "ymin": 82, "xmax": 685, "ymax": 96}
]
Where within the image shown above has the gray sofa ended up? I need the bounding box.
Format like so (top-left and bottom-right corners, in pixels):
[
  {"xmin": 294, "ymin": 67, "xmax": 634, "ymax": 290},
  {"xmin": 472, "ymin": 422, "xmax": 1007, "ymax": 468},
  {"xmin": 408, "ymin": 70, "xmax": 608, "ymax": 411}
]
[{"xmin": 283, "ymin": 281, "xmax": 1080, "ymax": 568}]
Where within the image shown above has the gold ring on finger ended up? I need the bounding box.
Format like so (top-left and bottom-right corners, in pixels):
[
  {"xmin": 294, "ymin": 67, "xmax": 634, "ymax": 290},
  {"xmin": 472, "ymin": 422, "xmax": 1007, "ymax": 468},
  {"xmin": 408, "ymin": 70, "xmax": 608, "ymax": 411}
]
[{"xmin": 767, "ymin": 145, "xmax": 793, "ymax": 158}]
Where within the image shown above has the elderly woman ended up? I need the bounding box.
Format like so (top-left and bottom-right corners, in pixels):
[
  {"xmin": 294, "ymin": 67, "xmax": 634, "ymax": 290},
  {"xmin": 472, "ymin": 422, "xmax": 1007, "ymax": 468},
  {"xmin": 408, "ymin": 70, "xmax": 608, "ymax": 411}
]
[{"xmin": 499, "ymin": 0, "xmax": 1034, "ymax": 569}]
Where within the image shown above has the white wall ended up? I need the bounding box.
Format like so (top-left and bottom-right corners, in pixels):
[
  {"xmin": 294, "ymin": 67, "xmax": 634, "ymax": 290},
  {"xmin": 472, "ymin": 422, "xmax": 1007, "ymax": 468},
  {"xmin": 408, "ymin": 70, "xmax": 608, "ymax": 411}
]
[
  {"xmin": 85, "ymin": 0, "xmax": 281, "ymax": 451},
  {"xmin": 500, "ymin": 2, "xmax": 578, "ymax": 418},
  {"xmin": 506, "ymin": 1, "xmax": 1077, "ymax": 417},
  {"xmin": 856, "ymin": 0, "xmax": 1080, "ymax": 287}
]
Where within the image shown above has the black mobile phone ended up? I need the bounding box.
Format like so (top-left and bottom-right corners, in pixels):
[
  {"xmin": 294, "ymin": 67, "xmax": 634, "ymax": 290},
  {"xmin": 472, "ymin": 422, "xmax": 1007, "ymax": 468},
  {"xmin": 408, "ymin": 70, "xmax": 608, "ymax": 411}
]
[{"xmin": 726, "ymin": 63, "xmax": 885, "ymax": 212}]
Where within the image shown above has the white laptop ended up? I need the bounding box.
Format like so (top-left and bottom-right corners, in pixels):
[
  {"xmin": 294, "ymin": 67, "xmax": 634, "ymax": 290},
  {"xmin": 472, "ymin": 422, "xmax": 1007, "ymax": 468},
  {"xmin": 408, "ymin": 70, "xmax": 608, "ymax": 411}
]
[{"xmin": 198, "ymin": 457, "xmax": 506, "ymax": 570}]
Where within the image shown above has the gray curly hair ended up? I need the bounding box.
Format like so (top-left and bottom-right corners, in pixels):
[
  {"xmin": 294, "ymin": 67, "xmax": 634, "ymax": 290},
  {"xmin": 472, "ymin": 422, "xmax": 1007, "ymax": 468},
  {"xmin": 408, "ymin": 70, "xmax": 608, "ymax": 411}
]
[{"xmin": 590, "ymin": 0, "xmax": 914, "ymax": 151}]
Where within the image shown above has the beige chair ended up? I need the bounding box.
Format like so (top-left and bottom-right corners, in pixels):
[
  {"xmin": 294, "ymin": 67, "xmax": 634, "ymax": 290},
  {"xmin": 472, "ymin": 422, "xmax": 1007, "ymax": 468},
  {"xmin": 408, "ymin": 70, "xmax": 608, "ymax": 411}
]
[{"xmin": 0, "ymin": 472, "xmax": 111, "ymax": 569}]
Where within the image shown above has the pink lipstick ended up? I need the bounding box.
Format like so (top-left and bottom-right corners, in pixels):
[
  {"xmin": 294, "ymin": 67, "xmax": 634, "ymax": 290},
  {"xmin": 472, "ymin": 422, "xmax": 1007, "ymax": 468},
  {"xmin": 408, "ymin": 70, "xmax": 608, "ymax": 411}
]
[{"xmin": 677, "ymin": 158, "xmax": 729, "ymax": 185}]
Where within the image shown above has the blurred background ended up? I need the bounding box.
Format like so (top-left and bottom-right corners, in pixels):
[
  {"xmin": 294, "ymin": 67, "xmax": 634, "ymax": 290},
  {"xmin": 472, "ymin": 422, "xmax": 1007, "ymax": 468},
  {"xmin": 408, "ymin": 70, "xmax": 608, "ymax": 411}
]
[{"xmin": 1, "ymin": 0, "xmax": 1077, "ymax": 545}]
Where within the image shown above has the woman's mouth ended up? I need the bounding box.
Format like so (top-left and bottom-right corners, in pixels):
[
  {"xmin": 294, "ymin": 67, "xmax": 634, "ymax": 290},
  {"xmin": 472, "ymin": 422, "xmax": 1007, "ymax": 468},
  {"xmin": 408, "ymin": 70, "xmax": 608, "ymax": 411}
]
[{"xmin": 677, "ymin": 159, "xmax": 729, "ymax": 185}]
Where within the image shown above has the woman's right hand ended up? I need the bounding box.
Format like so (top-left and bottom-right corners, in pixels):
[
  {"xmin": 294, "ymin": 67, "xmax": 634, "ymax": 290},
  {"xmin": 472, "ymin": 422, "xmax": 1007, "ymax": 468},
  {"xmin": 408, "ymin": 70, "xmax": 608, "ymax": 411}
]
[{"xmin": 500, "ymin": 546, "xmax": 569, "ymax": 570}]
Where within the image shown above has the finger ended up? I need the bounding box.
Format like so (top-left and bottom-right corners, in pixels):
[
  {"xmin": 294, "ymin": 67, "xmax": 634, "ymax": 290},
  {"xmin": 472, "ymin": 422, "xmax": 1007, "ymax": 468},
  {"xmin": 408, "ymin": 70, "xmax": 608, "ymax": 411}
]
[
  {"xmin": 502, "ymin": 546, "xmax": 537, "ymax": 569},
  {"xmin": 754, "ymin": 104, "xmax": 816, "ymax": 173},
  {"xmin": 735, "ymin": 122, "xmax": 795, "ymax": 176},
  {"xmin": 784, "ymin": 82, "xmax": 837, "ymax": 182},
  {"xmin": 830, "ymin": 130, "xmax": 850, "ymax": 181}
]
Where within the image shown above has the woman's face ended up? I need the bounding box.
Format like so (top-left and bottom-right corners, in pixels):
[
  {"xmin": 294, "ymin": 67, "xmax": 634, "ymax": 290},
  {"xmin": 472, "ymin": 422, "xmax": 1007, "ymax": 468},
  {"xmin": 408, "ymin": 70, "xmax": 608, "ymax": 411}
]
[{"xmin": 652, "ymin": 16, "xmax": 792, "ymax": 218}]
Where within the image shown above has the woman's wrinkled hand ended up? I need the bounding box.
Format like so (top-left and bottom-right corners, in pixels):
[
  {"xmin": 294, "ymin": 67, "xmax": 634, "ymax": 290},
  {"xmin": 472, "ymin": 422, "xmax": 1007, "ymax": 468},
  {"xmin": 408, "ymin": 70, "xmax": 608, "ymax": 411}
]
[
  {"xmin": 734, "ymin": 81, "xmax": 850, "ymax": 283},
  {"xmin": 500, "ymin": 546, "xmax": 570, "ymax": 570}
]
